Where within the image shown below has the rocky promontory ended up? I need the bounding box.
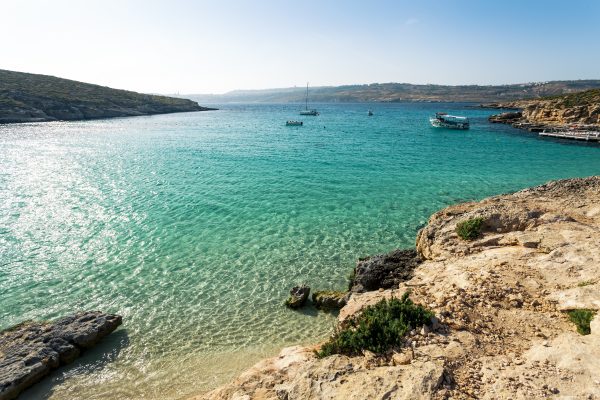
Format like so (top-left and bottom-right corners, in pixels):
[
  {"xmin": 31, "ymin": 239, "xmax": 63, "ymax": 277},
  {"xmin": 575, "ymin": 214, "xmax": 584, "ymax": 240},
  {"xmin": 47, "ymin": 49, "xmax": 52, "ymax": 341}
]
[
  {"xmin": 487, "ymin": 89, "xmax": 600, "ymax": 132},
  {"xmin": 195, "ymin": 176, "xmax": 600, "ymax": 399},
  {"xmin": 0, "ymin": 311, "xmax": 122, "ymax": 400},
  {"xmin": 0, "ymin": 69, "xmax": 216, "ymax": 124}
]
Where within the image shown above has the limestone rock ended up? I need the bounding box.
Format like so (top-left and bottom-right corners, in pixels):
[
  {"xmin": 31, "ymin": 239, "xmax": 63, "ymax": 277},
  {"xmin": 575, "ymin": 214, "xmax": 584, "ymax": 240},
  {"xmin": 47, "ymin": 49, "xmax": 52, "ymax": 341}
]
[
  {"xmin": 312, "ymin": 291, "xmax": 349, "ymax": 310},
  {"xmin": 0, "ymin": 311, "xmax": 122, "ymax": 400},
  {"xmin": 285, "ymin": 285, "xmax": 310, "ymax": 309},
  {"xmin": 487, "ymin": 89, "xmax": 600, "ymax": 131},
  {"xmin": 350, "ymin": 249, "xmax": 421, "ymax": 292}
]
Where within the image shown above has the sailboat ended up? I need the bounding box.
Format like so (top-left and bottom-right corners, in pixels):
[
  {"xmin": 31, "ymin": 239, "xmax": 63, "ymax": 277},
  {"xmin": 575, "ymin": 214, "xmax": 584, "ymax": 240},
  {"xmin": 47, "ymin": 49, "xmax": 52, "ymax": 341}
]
[{"xmin": 299, "ymin": 82, "xmax": 319, "ymax": 116}]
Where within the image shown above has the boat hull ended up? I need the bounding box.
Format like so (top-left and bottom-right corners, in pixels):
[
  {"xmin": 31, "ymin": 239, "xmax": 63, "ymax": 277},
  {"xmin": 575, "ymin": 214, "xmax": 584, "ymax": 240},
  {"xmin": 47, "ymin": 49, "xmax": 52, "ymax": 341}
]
[{"xmin": 430, "ymin": 118, "xmax": 469, "ymax": 130}]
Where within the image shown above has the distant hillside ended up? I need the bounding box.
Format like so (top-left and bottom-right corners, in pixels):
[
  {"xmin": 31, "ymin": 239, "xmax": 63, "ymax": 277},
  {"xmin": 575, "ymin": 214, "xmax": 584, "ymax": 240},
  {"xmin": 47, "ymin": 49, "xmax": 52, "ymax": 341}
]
[
  {"xmin": 0, "ymin": 69, "xmax": 215, "ymax": 124},
  {"xmin": 489, "ymin": 88, "xmax": 600, "ymax": 127},
  {"xmin": 189, "ymin": 80, "xmax": 600, "ymax": 104}
]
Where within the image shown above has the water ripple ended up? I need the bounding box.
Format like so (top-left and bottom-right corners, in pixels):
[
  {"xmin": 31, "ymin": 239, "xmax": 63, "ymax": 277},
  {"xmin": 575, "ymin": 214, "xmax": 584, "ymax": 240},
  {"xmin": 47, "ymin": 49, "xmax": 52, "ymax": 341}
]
[{"xmin": 1, "ymin": 104, "xmax": 600, "ymax": 399}]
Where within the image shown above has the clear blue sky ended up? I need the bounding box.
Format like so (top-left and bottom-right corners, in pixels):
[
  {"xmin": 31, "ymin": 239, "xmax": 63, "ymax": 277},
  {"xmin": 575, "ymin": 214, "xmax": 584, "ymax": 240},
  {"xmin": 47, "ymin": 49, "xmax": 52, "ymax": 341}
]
[{"xmin": 1, "ymin": 0, "xmax": 599, "ymax": 94}]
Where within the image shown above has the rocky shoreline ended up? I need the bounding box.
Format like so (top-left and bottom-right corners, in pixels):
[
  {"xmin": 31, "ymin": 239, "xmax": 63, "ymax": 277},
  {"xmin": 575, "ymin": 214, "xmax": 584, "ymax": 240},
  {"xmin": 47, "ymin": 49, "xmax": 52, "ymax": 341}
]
[
  {"xmin": 0, "ymin": 311, "xmax": 122, "ymax": 400},
  {"xmin": 484, "ymin": 89, "xmax": 600, "ymax": 136},
  {"xmin": 194, "ymin": 176, "xmax": 600, "ymax": 399}
]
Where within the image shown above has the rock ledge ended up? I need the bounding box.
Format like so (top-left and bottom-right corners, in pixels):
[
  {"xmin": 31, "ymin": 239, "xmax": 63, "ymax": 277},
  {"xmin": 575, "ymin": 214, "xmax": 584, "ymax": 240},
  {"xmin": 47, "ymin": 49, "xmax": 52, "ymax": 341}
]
[{"xmin": 0, "ymin": 311, "xmax": 122, "ymax": 400}]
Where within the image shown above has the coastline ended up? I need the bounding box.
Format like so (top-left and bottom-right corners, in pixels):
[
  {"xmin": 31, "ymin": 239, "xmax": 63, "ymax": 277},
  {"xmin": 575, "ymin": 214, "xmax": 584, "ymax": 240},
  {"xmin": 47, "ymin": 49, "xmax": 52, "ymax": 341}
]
[
  {"xmin": 0, "ymin": 69, "xmax": 218, "ymax": 125},
  {"xmin": 193, "ymin": 176, "xmax": 600, "ymax": 399},
  {"xmin": 0, "ymin": 106, "xmax": 218, "ymax": 125},
  {"xmin": 483, "ymin": 89, "xmax": 600, "ymax": 141}
]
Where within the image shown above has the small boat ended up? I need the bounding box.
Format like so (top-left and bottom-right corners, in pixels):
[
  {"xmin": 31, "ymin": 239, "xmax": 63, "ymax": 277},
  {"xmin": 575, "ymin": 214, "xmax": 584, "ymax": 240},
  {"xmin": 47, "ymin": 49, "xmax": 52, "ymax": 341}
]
[
  {"xmin": 300, "ymin": 82, "xmax": 319, "ymax": 116},
  {"xmin": 368, "ymin": 110, "xmax": 373, "ymax": 116},
  {"xmin": 430, "ymin": 112, "xmax": 469, "ymax": 130},
  {"xmin": 286, "ymin": 120, "xmax": 303, "ymax": 126}
]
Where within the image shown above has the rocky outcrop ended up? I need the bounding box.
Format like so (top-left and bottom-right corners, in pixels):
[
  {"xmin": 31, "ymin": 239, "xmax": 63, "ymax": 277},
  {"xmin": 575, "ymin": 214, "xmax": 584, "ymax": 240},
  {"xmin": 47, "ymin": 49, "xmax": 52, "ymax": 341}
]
[
  {"xmin": 488, "ymin": 111, "xmax": 522, "ymax": 124},
  {"xmin": 194, "ymin": 345, "xmax": 446, "ymax": 400},
  {"xmin": 285, "ymin": 285, "xmax": 310, "ymax": 309},
  {"xmin": 349, "ymin": 249, "xmax": 421, "ymax": 292},
  {"xmin": 0, "ymin": 311, "xmax": 122, "ymax": 400},
  {"xmin": 195, "ymin": 176, "xmax": 600, "ymax": 400},
  {"xmin": 312, "ymin": 291, "xmax": 349, "ymax": 310},
  {"xmin": 487, "ymin": 89, "xmax": 600, "ymax": 131},
  {"xmin": 0, "ymin": 69, "xmax": 216, "ymax": 124}
]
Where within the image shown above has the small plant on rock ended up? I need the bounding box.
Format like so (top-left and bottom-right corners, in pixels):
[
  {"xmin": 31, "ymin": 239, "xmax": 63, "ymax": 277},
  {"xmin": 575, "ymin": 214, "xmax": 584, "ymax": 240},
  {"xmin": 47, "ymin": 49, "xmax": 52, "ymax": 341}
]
[
  {"xmin": 567, "ymin": 309, "xmax": 596, "ymax": 335},
  {"xmin": 456, "ymin": 217, "xmax": 484, "ymax": 240},
  {"xmin": 316, "ymin": 291, "xmax": 433, "ymax": 357}
]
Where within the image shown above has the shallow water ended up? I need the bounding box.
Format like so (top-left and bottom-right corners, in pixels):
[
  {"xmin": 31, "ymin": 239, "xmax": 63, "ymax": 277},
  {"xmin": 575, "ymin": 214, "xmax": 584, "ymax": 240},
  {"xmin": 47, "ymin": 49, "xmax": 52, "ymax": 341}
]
[{"xmin": 1, "ymin": 103, "xmax": 599, "ymax": 399}]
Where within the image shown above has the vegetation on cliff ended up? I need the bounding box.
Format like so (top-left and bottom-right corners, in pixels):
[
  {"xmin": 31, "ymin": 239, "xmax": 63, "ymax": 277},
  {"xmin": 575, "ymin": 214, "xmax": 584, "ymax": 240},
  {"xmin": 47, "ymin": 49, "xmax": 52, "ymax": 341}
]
[
  {"xmin": 455, "ymin": 217, "xmax": 484, "ymax": 240},
  {"xmin": 567, "ymin": 309, "xmax": 596, "ymax": 335},
  {"xmin": 316, "ymin": 292, "xmax": 433, "ymax": 357},
  {"xmin": 0, "ymin": 69, "xmax": 214, "ymax": 123}
]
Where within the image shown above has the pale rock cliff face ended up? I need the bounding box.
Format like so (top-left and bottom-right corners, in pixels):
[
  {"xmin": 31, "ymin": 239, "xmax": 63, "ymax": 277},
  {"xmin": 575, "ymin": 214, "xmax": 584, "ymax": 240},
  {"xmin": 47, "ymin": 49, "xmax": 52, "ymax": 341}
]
[
  {"xmin": 489, "ymin": 89, "xmax": 600, "ymax": 128},
  {"xmin": 514, "ymin": 100, "xmax": 600, "ymax": 126},
  {"xmin": 194, "ymin": 177, "xmax": 600, "ymax": 400}
]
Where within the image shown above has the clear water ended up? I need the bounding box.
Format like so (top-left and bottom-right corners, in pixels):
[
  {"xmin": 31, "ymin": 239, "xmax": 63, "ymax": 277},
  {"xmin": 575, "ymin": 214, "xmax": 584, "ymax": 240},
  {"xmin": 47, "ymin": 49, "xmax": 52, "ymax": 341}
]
[{"xmin": 1, "ymin": 103, "xmax": 599, "ymax": 399}]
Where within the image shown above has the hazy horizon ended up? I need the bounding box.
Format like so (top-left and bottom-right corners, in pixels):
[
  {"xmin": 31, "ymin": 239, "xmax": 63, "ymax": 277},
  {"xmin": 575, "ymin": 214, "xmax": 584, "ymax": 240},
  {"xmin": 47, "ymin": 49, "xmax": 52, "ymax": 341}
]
[{"xmin": 2, "ymin": 0, "xmax": 600, "ymax": 94}]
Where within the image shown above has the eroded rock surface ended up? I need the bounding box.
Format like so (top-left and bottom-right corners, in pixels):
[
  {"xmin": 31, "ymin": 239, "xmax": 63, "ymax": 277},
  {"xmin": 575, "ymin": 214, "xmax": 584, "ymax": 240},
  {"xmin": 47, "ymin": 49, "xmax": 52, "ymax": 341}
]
[
  {"xmin": 0, "ymin": 311, "xmax": 122, "ymax": 400},
  {"xmin": 312, "ymin": 291, "xmax": 349, "ymax": 310},
  {"xmin": 350, "ymin": 249, "xmax": 421, "ymax": 293},
  {"xmin": 487, "ymin": 89, "xmax": 600, "ymax": 130},
  {"xmin": 285, "ymin": 285, "xmax": 310, "ymax": 309}
]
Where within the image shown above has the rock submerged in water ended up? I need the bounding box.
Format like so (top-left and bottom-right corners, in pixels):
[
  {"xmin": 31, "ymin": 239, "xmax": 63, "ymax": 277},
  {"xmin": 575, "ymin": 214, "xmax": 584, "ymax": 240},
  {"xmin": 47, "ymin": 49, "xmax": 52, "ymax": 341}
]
[
  {"xmin": 350, "ymin": 249, "xmax": 422, "ymax": 293},
  {"xmin": 285, "ymin": 285, "xmax": 310, "ymax": 309},
  {"xmin": 0, "ymin": 311, "xmax": 122, "ymax": 400},
  {"xmin": 312, "ymin": 291, "xmax": 349, "ymax": 310}
]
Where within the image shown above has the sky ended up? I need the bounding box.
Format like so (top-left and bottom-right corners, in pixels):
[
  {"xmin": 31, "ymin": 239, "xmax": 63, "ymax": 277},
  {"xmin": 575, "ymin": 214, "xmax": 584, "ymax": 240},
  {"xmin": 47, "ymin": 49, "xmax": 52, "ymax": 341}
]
[{"xmin": 1, "ymin": 0, "xmax": 599, "ymax": 94}]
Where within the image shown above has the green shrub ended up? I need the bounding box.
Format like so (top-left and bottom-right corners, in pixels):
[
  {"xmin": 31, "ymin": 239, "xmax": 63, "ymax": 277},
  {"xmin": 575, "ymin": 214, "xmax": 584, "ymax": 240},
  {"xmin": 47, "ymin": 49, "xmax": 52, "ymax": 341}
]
[
  {"xmin": 316, "ymin": 292, "xmax": 433, "ymax": 357},
  {"xmin": 456, "ymin": 217, "xmax": 484, "ymax": 240},
  {"xmin": 567, "ymin": 309, "xmax": 596, "ymax": 335}
]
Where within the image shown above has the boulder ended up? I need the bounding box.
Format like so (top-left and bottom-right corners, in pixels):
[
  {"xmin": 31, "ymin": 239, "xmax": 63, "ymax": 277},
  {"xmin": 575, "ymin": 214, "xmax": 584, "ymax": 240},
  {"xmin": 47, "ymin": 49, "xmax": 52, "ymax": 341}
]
[
  {"xmin": 285, "ymin": 285, "xmax": 310, "ymax": 309},
  {"xmin": 489, "ymin": 111, "xmax": 522, "ymax": 123},
  {"xmin": 350, "ymin": 249, "xmax": 422, "ymax": 293},
  {"xmin": 312, "ymin": 291, "xmax": 349, "ymax": 310},
  {"xmin": 0, "ymin": 311, "xmax": 122, "ymax": 400}
]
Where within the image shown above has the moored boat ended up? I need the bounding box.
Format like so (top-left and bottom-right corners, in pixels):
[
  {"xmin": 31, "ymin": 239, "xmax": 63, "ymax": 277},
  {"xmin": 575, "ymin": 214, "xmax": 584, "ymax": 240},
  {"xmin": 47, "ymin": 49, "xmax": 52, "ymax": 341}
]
[
  {"xmin": 430, "ymin": 112, "xmax": 469, "ymax": 130},
  {"xmin": 368, "ymin": 110, "xmax": 373, "ymax": 116},
  {"xmin": 300, "ymin": 82, "xmax": 319, "ymax": 116},
  {"xmin": 286, "ymin": 120, "xmax": 303, "ymax": 126}
]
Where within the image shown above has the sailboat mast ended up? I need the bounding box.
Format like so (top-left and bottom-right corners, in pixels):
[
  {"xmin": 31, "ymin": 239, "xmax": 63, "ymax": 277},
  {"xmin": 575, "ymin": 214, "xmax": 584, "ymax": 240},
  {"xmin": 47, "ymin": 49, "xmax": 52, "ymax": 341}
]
[{"xmin": 305, "ymin": 82, "xmax": 309, "ymax": 110}]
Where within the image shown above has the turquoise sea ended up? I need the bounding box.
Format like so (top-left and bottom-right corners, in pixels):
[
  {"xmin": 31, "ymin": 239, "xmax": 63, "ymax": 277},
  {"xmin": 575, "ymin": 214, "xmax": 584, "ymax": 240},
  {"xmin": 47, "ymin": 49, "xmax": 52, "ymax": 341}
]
[{"xmin": 1, "ymin": 103, "xmax": 599, "ymax": 399}]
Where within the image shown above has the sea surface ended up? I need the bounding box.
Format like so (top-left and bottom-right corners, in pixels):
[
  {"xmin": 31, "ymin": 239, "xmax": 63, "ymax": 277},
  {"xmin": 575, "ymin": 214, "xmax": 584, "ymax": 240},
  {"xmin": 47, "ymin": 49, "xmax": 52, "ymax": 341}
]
[{"xmin": 1, "ymin": 103, "xmax": 599, "ymax": 399}]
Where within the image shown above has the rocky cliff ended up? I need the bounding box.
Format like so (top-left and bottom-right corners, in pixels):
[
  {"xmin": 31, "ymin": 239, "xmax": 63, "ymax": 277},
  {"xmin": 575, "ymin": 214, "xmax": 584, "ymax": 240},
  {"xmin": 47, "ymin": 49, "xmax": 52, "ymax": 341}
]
[
  {"xmin": 488, "ymin": 89, "xmax": 600, "ymax": 129},
  {"xmin": 0, "ymin": 69, "xmax": 215, "ymax": 124},
  {"xmin": 195, "ymin": 177, "xmax": 600, "ymax": 400}
]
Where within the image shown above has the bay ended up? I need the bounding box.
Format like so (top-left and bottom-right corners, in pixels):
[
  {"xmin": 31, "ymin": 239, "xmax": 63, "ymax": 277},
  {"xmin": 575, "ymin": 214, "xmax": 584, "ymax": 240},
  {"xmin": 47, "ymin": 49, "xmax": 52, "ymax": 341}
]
[{"xmin": 1, "ymin": 102, "xmax": 598, "ymax": 399}]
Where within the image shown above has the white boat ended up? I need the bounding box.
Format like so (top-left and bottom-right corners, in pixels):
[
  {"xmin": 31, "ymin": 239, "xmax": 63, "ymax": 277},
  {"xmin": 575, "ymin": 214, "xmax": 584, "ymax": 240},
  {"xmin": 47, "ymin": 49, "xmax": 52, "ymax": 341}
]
[
  {"xmin": 299, "ymin": 82, "xmax": 319, "ymax": 116},
  {"xmin": 430, "ymin": 112, "xmax": 469, "ymax": 130},
  {"xmin": 286, "ymin": 120, "xmax": 303, "ymax": 126}
]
